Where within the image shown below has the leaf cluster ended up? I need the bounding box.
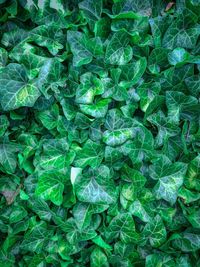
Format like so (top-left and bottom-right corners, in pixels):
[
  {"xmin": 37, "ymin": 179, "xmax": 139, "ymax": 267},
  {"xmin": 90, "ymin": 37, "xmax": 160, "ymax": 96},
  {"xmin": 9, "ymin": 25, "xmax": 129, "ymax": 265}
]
[{"xmin": 0, "ymin": 0, "xmax": 200, "ymax": 266}]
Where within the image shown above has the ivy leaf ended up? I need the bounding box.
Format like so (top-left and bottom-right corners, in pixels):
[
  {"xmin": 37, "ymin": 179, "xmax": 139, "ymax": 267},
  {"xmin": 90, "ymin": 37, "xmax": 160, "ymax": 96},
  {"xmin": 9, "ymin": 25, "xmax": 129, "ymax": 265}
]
[
  {"xmin": 166, "ymin": 91, "xmax": 198, "ymax": 124},
  {"xmin": 74, "ymin": 140, "xmax": 104, "ymax": 168},
  {"xmin": 34, "ymin": 138, "xmax": 75, "ymax": 171},
  {"xmin": 172, "ymin": 233, "xmax": 200, "ymax": 252},
  {"xmin": 0, "ymin": 115, "xmax": 9, "ymax": 137},
  {"xmin": 150, "ymin": 157, "xmax": 188, "ymax": 204},
  {"xmin": 80, "ymin": 99, "xmax": 111, "ymax": 118},
  {"xmin": 79, "ymin": 0, "xmax": 102, "ymax": 29},
  {"xmin": 168, "ymin": 47, "xmax": 190, "ymax": 66},
  {"xmin": 105, "ymin": 32, "xmax": 133, "ymax": 65},
  {"xmin": 0, "ymin": 63, "xmax": 40, "ymax": 111},
  {"xmin": 142, "ymin": 215, "xmax": 167, "ymax": 247},
  {"xmin": 74, "ymin": 165, "xmax": 117, "ymax": 204},
  {"xmin": 103, "ymin": 109, "xmax": 135, "ymax": 146},
  {"xmin": 0, "ymin": 143, "xmax": 18, "ymax": 174},
  {"xmin": 67, "ymin": 31, "xmax": 103, "ymax": 67},
  {"xmin": 147, "ymin": 111, "xmax": 180, "ymax": 147},
  {"xmin": 106, "ymin": 213, "xmax": 137, "ymax": 243},
  {"xmin": 35, "ymin": 170, "xmax": 69, "ymax": 205},
  {"xmin": 121, "ymin": 125, "xmax": 154, "ymax": 164},
  {"xmin": 20, "ymin": 222, "xmax": 53, "ymax": 253},
  {"xmin": 162, "ymin": 9, "xmax": 200, "ymax": 49},
  {"xmin": 90, "ymin": 247, "xmax": 109, "ymax": 267},
  {"xmin": 185, "ymin": 75, "xmax": 200, "ymax": 97},
  {"xmin": 31, "ymin": 25, "xmax": 64, "ymax": 55}
]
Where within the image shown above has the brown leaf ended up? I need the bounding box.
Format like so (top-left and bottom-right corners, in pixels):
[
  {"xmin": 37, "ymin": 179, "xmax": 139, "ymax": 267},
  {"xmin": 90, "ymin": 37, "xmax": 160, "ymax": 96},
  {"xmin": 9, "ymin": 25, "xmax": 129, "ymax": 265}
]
[
  {"xmin": 2, "ymin": 184, "xmax": 22, "ymax": 205},
  {"xmin": 165, "ymin": 2, "xmax": 175, "ymax": 11}
]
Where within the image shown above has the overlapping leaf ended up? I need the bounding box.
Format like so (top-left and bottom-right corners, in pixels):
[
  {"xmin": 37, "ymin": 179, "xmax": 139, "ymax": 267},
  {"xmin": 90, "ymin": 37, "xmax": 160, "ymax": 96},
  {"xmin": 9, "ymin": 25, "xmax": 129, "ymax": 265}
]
[{"xmin": 0, "ymin": 0, "xmax": 200, "ymax": 266}]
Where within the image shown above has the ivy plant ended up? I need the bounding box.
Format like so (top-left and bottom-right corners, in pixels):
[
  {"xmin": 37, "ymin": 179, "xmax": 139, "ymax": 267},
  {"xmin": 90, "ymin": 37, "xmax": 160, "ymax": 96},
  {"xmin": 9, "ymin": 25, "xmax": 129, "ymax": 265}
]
[{"xmin": 0, "ymin": 0, "xmax": 200, "ymax": 266}]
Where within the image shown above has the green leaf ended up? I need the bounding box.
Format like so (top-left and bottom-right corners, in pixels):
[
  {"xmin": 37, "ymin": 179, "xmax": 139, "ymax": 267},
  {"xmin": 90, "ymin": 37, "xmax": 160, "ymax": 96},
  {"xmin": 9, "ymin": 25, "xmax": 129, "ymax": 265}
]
[
  {"xmin": 106, "ymin": 213, "xmax": 137, "ymax": 243},
  {"xmin": 143, "ymin": 215, "xmax": 167, "ymax": 247},
  {"xmin": 0, "ymin": 47, "xmax": 8, "ymax": 68},
  {"xmin": 148, "ymin": 47, "xmax": 168, "ymax": 72},
  {"xmin": 121, "ymin": 125, "xmax": 154, "ymax": 164},
  {"xmin": 185, "ymin": 74, "xmax": 200, "ymax": 97},
  {"xmin": 146, "ymin": 253, "xmax": 175, "ymax": 267},
  {"xmin": 31, "ymin": 25, "xmax": 64, "ymax": 55},
  {"xmin": 1, "ymin": 1, "xmax": 200, "ymax": 264},
  {"xmin": 150, "ymin": 157, "xmax": 188, "ymax": 204},
  {"xmin": 103, "ymin": 109, "xmax": 135, "ymax": 146},
  {"xmin": 147, "ymin": 111, "xmax": 180, "ymax": 147},
  {"xmin": 0, "ymin": 115, "xmax": 9, "ymax": 137},
  {"xmin": 73, "ymin": 202, "xmax": 108, "ymax": 230},
  {"xmin": 105, "ymin": 32, "xmax": 133, "ymax": 65},
  {"xmin": 162, "ymin": 9, "xmax": 200, "ymax": 49},
  {"xmin": 120, "ymin": 57, "xmax": 147, "ymax": 86},
  {"xmin": 137, "ymin": 82, "xmax": 161, "ymax": 112},
  {"xmin": 20, "ymin": 222, "xmax": 52, "ymax": 253},
  {"xmin": 90, "ymin": 247, "xmax": 109, "ymax": 267},
  {"xmin": 74, "ymin": 165, "xmax": 118, "ymax": 204},
  {"xmin": 0, "ymin": 143, "xmax": 18, "ymax": 174},
  {"xmin": 185, "ymin": 155, "xmax": 200, "ymax": 191},
  {"xmin": 129, "ymin": 200, "xmax": 151, "ymax": 223},
  {"xmin": 80, "ymin": 99, "xmax": 111, "ymax": 118},
  {"xmin": 67, "ymin": 31, "xmax": 103, "ymax": 67},
  {"xmin": 34, "ymin": 138, "xmax": 75, "ymax": 171},
  {"xmin": 74, "ymin": 140, "xmax": 104, "ymax": 168},
  {"xmin": 0, "ymin": 63, "xmax": 40, "ymax": 111},
  {"xmin": 166, "ymin": 91, "xmax": 198, "ymax": 124},
  {"xmin": 37, "ymin": 103, "xmax": 59, "ymax": 130},
  {"xmin": 35, "ymin": 170, "xmax": 69, "ymax": 205},
  {"xmin": 172, "ymin": 233, "xmax": 200, "ymax": 252},
  {"xmin": 79, "ymin": 0, "xmax": 102, "ymax": 29},
  {"xmin": 76, "ymin": 72, "xmax": 104, "ymax": 104},
  {"xmin": 111, "ymin": 0, "xmax": 152, "ymax": 18},
  {"xmin": 168, "ymin": 48, "xmax": 191, "ymax": 66}
]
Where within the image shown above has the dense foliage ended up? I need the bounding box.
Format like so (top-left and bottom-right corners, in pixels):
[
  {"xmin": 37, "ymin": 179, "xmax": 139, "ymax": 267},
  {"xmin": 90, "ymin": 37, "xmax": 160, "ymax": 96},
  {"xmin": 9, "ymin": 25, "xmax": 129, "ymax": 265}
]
[{"xmin": 0, "ymin": 0, "xmax": 200, "ymax": 266}]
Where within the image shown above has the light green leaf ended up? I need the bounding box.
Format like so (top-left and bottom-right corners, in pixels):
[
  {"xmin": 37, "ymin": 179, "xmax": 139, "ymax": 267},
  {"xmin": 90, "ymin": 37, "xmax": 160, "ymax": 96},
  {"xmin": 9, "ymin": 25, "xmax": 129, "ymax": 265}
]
[
  {"xmin": 137, "ymin": 82, "xmax": 161, "ymax": 112},
  {"xmin": 129, "ymin": 200, "xmax": 151, "ymax": 223},
  {"xmin": 35, "ymin": 170, "xmax": 69, "ymax": 205},
  {"xmin": 76, "ymin": 72, "xmax": 104, "ymax": 104},
  {"xmin": 80, "ymin": 99, "xmax": 111, "ymax": 118},
  {"xmin": 34, "ymin": 138, "xmax": 75, "ymax": 171}
]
